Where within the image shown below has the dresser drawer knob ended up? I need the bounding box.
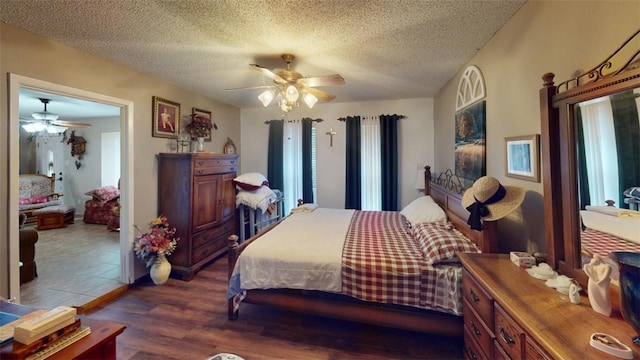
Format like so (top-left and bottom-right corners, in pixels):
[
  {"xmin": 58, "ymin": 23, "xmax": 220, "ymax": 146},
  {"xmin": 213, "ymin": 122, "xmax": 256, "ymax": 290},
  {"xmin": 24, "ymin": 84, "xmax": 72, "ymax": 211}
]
[
  {"xmin": 499, "ymin": 325, "xmax": 516, "ymax": 346},
  {"xmin": 471, "ymin": 321, "xmax": 481, "ymax": 337},
  {"xmin": 466, "ymin": 346, "xmax": 478, "ymax": 360},
  {"xmin": 198, "ymin": 161, "xmax": 204, "ymax": 166},
  {"xmin": 469, "ymin": 289, "xmax": 480, "ymax": 303}
]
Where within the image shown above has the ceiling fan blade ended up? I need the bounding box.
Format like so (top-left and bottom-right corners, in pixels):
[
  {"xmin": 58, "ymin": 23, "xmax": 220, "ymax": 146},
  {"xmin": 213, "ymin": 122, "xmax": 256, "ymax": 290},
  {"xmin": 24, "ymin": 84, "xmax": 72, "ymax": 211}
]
[
  {"xmin": 304, "ymin": 88, "xmax": 336, "ymax": 102},
  {"xmin": 52, "ymin": 120, "xmax": 92, "ymax": 128},
  {"xmin": 225, "ymin": 85, "xmax": 274, "ymax": 92},
  {"xmin": 298, "ymin": 74, "xmax": 345, "ymax": 87},
  {"xmin": 250, "ymin": 64, "xmax": 287, "ymax": 85}
]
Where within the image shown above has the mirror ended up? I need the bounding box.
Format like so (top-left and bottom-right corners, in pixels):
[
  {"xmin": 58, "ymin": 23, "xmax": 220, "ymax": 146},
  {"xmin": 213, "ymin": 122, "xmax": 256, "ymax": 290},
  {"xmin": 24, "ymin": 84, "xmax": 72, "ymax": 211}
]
[
  {"xmin": 575, "ymin": 89, "xmax": 640, "ymax": 270},
  {"xmin": 539, "ymin": 29, "xmax": 640, "ymax": 290}
]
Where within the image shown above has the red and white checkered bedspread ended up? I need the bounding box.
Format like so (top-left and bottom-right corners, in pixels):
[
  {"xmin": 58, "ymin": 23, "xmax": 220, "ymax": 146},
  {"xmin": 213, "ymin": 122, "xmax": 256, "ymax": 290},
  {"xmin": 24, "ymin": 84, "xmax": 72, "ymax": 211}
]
[
  {"xmin": 342, "ymin": 211, "xmax": 464, "ymax": 315},
  {"xmin": 582, "ymin": 227, "xmax": 640, "ymax": 258}
]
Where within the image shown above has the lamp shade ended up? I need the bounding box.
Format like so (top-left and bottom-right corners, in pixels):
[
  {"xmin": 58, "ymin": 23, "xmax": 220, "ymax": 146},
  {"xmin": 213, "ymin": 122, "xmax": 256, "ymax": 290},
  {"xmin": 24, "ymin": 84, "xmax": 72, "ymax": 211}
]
[
  {"xmin": 303, "ymin": 93, "xmax": 318, "ymax": 108},
  {"xmin": 258, "ymin": 89, "xmax": 275, "ymax": 107},
  {"xmin": 22, "ymin": 123, "xmax": 45, "ymax": 133},
  {"xmin": 285, "ymin": 85, "xmax": 299, "ymax": 102}
]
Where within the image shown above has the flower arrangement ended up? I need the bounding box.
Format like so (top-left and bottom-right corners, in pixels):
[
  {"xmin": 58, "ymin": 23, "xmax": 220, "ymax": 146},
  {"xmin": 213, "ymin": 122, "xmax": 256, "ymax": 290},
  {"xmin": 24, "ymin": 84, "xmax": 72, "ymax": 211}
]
[
  {"xmin": 133, "ymin": 216, "xmax": 179, "ymax": 267},
  {"xmin": 185, "ymin": 113, "xmax": 213, "ymax": 139}
]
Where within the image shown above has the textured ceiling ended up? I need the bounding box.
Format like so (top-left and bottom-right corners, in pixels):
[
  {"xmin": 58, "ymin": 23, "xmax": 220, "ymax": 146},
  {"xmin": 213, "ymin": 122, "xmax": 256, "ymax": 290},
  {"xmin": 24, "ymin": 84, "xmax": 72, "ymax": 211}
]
[{"xmin": 1, "ymin": 0, "xmax": 526, "ymax": 116}]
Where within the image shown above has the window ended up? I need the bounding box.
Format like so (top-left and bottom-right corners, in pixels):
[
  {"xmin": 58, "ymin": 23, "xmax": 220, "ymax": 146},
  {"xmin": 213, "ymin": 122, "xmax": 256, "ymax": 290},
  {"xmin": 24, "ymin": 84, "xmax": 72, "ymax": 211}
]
[
  {"xmin": 361, "ymin": 117, "xmax": 381, "ymax": 210},
  {"xmin": 282, "ymin": 121, "xmax": 316, "ymax": 214}
]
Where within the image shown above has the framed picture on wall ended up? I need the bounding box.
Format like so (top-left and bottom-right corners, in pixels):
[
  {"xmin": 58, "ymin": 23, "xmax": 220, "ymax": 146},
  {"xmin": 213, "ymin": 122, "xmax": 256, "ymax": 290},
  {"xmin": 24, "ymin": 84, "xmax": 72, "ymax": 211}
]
[
  {"xmin": 152, "ymin": 96, "xmax": 180, "ymax": 139},
  {"xmin": 192, "ymin": 107, "xmax": 212, "ymax": 141},
  {"xmin": 505, "ymin": 134, "xmax": 540, "ymax": 182}
]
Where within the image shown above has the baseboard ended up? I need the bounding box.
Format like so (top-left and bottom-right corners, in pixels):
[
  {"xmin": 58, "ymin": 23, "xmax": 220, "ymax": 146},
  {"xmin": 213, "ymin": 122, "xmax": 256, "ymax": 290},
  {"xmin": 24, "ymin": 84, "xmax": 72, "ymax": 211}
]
[{"xmin": 72, "ymin": 284, "xmax": 129, "ymax": 314}]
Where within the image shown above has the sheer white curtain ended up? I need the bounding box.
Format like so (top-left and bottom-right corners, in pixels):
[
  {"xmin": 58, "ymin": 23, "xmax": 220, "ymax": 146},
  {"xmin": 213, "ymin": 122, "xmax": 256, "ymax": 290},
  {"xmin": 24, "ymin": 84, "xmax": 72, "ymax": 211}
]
[
  {"xmin": 283, "ymin": 120, "xmax": 303, "ymax": 214},
  {"xmin": 580, "ymin": 97, "xmax": 619, "ymax": 206},
  {"xmin": 361, "ymin": 116, "xmax": 381, "ymax": 210}
]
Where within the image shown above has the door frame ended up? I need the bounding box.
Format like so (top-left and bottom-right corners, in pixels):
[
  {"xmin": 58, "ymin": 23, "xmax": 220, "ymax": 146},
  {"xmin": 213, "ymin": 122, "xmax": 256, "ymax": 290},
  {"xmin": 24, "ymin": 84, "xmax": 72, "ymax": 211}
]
[{"xmin": 7, "ymin": 73, "xmax": 135, "ymax": 302}]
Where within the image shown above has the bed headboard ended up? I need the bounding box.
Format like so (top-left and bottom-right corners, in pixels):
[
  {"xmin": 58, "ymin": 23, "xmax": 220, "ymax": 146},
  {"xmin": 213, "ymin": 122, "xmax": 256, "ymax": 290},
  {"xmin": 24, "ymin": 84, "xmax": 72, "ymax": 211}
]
[{"xmin": 423, "ymin": 166, "xmax": 498, "ymax": 253}]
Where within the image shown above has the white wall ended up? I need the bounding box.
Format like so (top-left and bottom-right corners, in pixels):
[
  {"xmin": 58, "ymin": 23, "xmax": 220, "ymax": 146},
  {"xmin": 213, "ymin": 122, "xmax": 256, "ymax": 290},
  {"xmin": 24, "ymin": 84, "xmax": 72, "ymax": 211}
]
[
  {"xmin": 240, "ymin": 97, "xmax": 434, "ymax": 210},
  {"xmin": 63, "ymin": 116, "xmax": 120, "ymax": 214}
]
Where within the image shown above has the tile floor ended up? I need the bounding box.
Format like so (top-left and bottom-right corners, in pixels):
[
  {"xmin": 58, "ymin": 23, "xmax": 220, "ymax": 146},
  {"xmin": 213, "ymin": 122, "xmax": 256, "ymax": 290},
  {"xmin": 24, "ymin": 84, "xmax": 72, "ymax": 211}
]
[{"xmin": 19, "ymin": 219, "xmax": 123, "ymax": 310}]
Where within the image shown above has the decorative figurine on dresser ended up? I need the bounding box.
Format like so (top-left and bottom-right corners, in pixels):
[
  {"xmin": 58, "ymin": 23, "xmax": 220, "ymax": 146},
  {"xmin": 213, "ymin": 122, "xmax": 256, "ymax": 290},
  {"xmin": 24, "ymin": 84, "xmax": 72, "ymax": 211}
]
[{"xmin": 157, "ymin": 153, "xmax": 238, "ymax": 280}]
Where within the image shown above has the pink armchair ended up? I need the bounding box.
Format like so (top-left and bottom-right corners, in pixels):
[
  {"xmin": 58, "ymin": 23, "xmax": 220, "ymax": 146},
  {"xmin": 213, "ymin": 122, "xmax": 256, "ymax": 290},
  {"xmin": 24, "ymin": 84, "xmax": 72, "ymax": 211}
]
[{"xmin": 83, "ymin": 185, "xmax": 120, "ymax": 226}]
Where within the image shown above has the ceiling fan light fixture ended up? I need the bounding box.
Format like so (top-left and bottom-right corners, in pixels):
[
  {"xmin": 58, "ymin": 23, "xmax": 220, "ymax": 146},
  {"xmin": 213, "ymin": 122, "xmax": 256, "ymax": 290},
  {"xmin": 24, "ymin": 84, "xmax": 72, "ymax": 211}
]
[
  {"xmin": 303, "ymin": 93, "xmax": 318, "ymax": 108},
  {"xmin": 285, "ymin": 85, "xmax": 299, "ymax": 102},
  {"xmin": 258, "ymin": 89, "xmax": 275, "ymax": 107}
]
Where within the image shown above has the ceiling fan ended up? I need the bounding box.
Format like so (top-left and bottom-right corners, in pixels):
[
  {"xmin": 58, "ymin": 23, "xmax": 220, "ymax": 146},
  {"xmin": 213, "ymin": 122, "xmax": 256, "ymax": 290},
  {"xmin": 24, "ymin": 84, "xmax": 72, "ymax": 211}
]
[
  {"xmin": 20, "ymin": 98, "xmax": 92, "ymax": 134},
  {"xmin": 227, "ymin": 54, "xmax": 345, "ymax": 112}
]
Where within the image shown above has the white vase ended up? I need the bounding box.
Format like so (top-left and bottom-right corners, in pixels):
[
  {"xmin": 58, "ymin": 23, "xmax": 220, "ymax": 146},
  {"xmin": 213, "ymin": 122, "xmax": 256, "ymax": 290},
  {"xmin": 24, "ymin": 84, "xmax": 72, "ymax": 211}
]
[
  {"xmin": 150, "ymin": 256, "xmax": 171, "ymax": 285},
  {"xmin": 195, "ymin": 137, "xmax": 205, "ymax": 152}
]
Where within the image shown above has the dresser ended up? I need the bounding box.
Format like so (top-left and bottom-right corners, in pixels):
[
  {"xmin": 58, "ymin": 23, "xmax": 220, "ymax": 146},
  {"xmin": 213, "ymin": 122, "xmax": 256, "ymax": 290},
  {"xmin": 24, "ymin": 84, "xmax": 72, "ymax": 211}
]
[
  {"xmin": 459, "ymin": 253, "xmax": 639, "ymax": 360},
  {"xmin": 157, "ymin": 153, "xmax": 238, "ymax": 280}
]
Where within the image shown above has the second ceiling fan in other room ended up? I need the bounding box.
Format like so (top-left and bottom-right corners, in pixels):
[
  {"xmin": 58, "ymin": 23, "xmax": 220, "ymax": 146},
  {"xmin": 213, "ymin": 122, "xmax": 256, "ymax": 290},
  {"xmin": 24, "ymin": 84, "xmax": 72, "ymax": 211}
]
[
  {"xmin": 227, "ymin": 54, "xmax": 345, "ymax": 112},
  {"xmin": 20, "ymin": 98, "xmax": 92, "ymax": 134}
]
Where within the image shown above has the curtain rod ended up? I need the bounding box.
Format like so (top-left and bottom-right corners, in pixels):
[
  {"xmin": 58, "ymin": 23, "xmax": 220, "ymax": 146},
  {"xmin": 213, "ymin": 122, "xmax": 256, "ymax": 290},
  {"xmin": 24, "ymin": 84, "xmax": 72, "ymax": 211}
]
[
  {"xmin": 264, "ymin": 117, "xmax": 324, "ymax": 124},
  {"xmin": 337, "ymin": 114, "xmax": 406, "ymax": 121}
]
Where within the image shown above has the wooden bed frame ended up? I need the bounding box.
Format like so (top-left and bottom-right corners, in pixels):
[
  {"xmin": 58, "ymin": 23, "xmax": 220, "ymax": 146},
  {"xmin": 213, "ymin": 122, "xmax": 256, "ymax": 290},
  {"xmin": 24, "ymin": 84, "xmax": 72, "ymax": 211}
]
[{"xmin": 227, "ymin": 166, "xmax": 498, "ymax": 337}]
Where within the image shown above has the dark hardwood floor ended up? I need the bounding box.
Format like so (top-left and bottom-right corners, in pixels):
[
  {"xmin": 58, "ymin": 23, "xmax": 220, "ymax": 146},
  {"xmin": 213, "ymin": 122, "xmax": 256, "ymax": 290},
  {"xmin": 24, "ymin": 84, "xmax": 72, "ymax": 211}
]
[{"xmin": 85, "ymin": 257, "xmax": 465, "ymax": 360}]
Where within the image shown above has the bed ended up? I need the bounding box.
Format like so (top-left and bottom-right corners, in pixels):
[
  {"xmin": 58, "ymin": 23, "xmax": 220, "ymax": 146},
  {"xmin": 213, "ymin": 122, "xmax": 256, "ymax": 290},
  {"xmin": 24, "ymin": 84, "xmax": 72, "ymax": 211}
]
[
  {"xmin": 226, "ymin": 166, "xmax": 497, "ymax": 337},
  {"xmin": 579, "ymin": 205, "xmax": 640, "ymax": 281}
]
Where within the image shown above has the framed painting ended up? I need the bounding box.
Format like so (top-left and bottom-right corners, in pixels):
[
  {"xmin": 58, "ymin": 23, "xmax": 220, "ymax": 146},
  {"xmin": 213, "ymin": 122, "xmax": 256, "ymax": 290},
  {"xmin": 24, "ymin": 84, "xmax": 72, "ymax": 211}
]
[
  {"xmin": 505, "ymin": 134, "xmax": 540, "ymax": 182},
  {"xmin": 152, "ymin": 96, "xmax": 180, "ymax": 139},
  {"xmin": 454, "ymin": 100, "xmax": 486, "ymax": 189},
  {"xmin": 192, "ymin": 107, "xmax": 212, "ymax": 141}
]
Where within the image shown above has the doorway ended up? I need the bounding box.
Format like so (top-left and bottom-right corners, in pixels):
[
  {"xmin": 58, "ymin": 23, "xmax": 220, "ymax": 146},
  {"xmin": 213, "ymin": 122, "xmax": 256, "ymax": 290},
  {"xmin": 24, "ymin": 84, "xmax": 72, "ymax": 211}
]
[{"xmin": 8, "ymin": 73, "xmax": 135, "ymax": 303}]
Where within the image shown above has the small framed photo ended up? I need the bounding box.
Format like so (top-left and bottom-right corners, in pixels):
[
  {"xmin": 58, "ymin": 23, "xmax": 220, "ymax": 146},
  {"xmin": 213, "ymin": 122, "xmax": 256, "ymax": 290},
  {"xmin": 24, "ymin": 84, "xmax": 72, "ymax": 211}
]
[
  {"xmin": 505, "ymin": 134, "xmax": 540, "ymax": 182},
  {"xmin": 152, "ymin": 96, "xmax": 180, "ymax": 139},
  {"xmin": 192, "ymin": 107, "xmax": 212, "ymax": 141}
]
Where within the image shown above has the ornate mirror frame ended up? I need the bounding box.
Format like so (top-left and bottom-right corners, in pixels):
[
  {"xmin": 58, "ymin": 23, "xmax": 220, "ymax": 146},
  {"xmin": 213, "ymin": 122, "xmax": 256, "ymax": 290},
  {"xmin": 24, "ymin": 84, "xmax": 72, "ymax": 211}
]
[{"xmin": 539, "ymin": 29, "xmax": 640, "ymax": 291}]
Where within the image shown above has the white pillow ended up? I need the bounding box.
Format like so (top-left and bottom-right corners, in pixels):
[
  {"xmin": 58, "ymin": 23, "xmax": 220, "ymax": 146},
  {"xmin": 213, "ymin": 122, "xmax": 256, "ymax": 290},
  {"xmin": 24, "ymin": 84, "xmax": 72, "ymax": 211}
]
[
  {"xmin": 234, "ymin": 172, "xmax": 269, "ymax": 191},
  {"xmin": 585, "ymin": 205, "xmax": 619, "ymax": 217},
  {"xmin": 236, "ymin": 186, "xmax": 276, "ymax": 213},
  {"xmin": 400, "ymin": 196, "xmax": 446, "ymax": 227}
]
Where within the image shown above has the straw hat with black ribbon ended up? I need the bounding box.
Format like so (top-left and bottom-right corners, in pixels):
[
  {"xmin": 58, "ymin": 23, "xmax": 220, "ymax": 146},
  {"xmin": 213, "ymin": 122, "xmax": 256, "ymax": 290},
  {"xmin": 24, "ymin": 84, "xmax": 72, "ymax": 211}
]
[{"xmin": 461, "ymin": 176, "xmax": 525, "ymax": 230}]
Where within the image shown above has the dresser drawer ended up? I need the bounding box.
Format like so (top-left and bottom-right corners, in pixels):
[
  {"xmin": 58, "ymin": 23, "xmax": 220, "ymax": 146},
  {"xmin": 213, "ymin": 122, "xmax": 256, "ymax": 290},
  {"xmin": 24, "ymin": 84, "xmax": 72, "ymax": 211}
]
[
  {"xmin": 462, "ymin": 270, "xmax": 494, "ymax": 328},
  {"xmin": 192, "ymin": 221, "xmax": 235, "ymax": 249},
  {"xmin": 463, "ymin": 299, "xmax": 493, "ymax": 359},
  {"xmin": 192, "ymin": 234, "xmax": 228, "ymax": 263},
  {"xmin": 464, "ymin": 325, "xmax": 489, "ymax": 360},
  {"xmin": 494, "ymin": 340, "xmax": 511, "ymax": 360},
  {"xmin": 525, "ymin": 338, "xmax": 551, "ymax": 360},
  {"xmin": 495, "ymin": 304, "xmax": 524, "ymax": 360},
  {"xmin": 193, "ymin": 158, "xmax": 237, "ymax": 175}
]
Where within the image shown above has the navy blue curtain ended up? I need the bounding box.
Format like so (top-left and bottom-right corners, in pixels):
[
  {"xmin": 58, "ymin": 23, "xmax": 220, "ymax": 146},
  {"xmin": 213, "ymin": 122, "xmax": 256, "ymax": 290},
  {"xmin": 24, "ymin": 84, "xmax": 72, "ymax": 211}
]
[
  {"xmin": 380, "ymin": 114, "xmax": 400, "ymax": 211},
  {"xmin": 301, "ymin": 118, "xmax": 314, "ymax": 203},
  {"xmin": 267, "ymin": 120, "xmax": 284, "ymax": 192},
  {"xmin": 344, "ymin": 116, "xmax": 361, "ymax": 209}
]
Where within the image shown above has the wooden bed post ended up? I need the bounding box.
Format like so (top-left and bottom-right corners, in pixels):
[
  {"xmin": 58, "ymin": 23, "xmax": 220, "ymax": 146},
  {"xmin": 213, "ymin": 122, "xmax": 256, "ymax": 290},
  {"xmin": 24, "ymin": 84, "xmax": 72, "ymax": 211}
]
[
  {"xmin": 228, "ymin": 235, "xmax": 239, "ymax": 320},
  {"xmin": 424, "ymin": 165, "xmax": 431, "ymax": 195}
]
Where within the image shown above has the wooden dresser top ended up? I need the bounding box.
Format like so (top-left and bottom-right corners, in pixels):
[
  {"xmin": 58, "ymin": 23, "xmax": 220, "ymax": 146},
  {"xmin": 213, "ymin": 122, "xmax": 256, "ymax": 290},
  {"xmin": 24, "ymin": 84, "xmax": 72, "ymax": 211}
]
[{"xmin": 460, "ymin": 253, "xmax": 639, "ymax": 360}]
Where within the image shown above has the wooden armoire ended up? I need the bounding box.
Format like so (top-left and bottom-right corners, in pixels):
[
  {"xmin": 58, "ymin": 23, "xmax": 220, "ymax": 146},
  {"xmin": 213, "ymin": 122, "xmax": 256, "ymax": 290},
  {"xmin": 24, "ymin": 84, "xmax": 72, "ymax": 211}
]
[{"xmin": 157, "ymin": 153, "xmax": 238, "ymax": 280}]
